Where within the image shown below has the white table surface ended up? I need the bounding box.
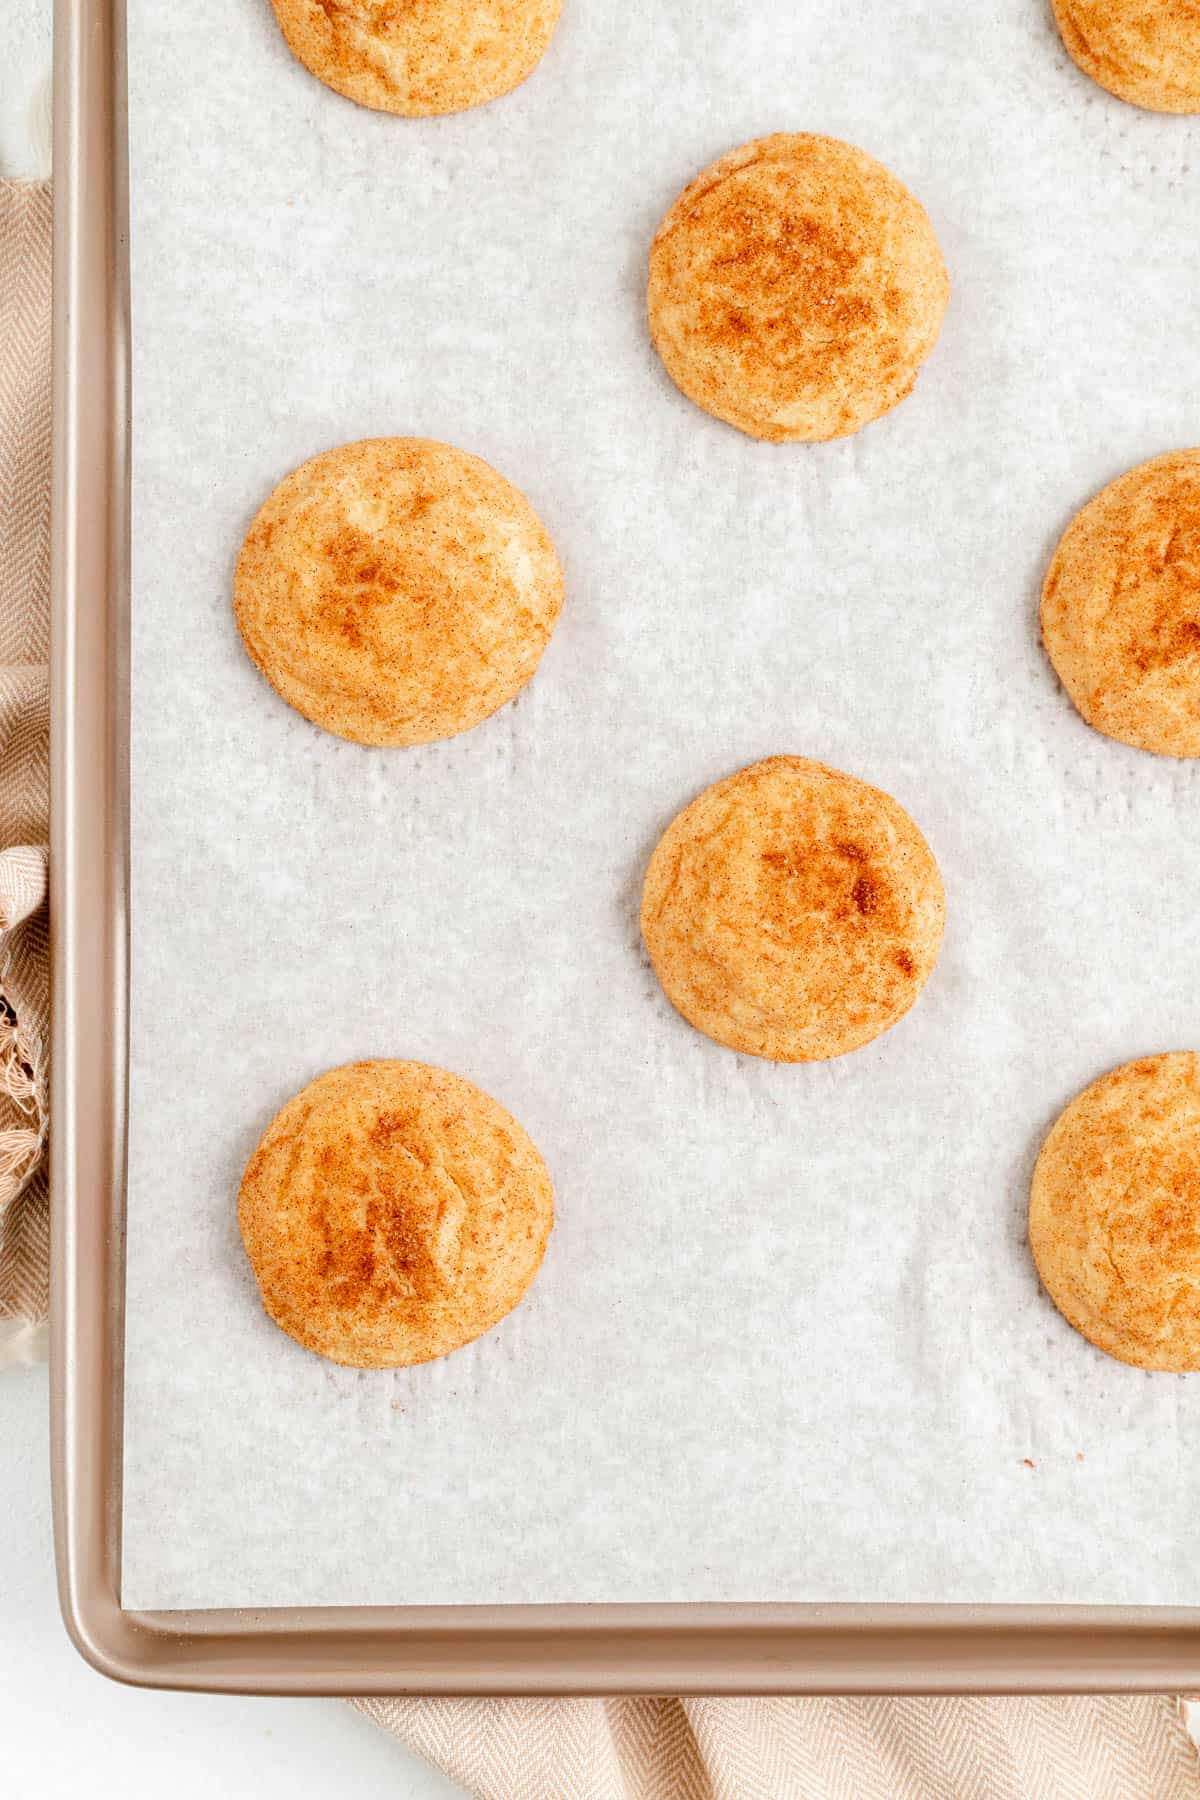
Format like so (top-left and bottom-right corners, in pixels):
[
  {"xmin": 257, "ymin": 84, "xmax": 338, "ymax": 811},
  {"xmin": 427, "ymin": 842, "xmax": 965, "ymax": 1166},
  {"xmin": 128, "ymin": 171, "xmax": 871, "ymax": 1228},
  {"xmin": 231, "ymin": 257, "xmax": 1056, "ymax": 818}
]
[{"xmin": 2, "ymin": 0, "xmax": 50, "ymax": 180}]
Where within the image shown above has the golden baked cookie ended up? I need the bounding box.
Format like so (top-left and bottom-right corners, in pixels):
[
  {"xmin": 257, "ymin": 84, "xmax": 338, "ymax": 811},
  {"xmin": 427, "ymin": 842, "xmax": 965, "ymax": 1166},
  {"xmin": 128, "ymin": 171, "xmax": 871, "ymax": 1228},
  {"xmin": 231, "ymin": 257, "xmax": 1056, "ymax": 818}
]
[
  {"xmin": 269, "ymin": 0, "xmax": 562, "ymax": 116},
  {"xmin": 640, "ymin": 756, "xmax": 945, "ymax": 1062},
  {"xmin": 234, "ymin": 438, "xmax": 563, "ymax": 747},
  {"xmin": 646, "ymin": 133, "xmax": 949, "ymax": 443},
  {"xmin": 1041, "ymin": 450, "xmax": 1200, "ymax": 757},
  {"xmin": 239, "ymin": 1059, "xmax": 554, "ymax": 1368},
  {"xmin": 1030, "ymin": 1054, "xmax": 1200, "ymax": 1372},
  {"xmin": 1052, "ymin": 0, "xmax": 1200, "ymax": 113}
]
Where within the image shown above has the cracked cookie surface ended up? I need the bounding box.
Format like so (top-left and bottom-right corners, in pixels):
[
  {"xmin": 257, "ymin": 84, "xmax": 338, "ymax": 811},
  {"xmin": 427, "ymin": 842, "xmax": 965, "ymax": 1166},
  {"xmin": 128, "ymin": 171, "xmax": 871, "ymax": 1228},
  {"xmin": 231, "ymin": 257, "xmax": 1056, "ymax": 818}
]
[
  {"xmin": 234, "ymin": 437, "xmax": 563, "ymax": 747},
  {"xmin": 640, "ymin": 756, "xmax": 944, "ymax": 1062},
  {"xmin": 1052, "ymin": 0, "xmax": 1200, "ymax": 112},
  {"xmin": 1030, "ymin": 1052, "xmax": 1200, "ymax": 1372},
  {"xmin": 1042, "ymin": 449, "xmax": 1200, "ymax": 758},
  {"xmin": 239, "ymin": 1059, "xmax": 554, "ymax": 1367},
  {"xmin": 269, "ymin": 0, "xmax": 562, "ymax": 115},
  {"xmin": 646, "ymin": 133, "xmax": 948, "ymax": 443}
]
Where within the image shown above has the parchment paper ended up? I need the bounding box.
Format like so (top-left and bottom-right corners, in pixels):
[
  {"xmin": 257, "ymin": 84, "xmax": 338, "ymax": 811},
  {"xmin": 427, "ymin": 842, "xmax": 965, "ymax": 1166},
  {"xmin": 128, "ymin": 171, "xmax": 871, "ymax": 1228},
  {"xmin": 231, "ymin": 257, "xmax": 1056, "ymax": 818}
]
[{"xmin": 121, "ymin": 0, "xmax": 1200, "ymax": 1610}]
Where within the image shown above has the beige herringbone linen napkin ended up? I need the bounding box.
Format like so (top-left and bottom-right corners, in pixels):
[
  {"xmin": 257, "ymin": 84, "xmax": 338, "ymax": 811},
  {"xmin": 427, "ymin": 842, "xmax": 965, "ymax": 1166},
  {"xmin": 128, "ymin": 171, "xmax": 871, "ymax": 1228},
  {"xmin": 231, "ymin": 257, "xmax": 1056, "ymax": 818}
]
[
  {"xmin": 0, "ymin": 178, "xmax": 51, "ymax": 1368},
  {"xmin": 360, "ymin": 1694, "xmax": 1200, "ymax": 1799}
]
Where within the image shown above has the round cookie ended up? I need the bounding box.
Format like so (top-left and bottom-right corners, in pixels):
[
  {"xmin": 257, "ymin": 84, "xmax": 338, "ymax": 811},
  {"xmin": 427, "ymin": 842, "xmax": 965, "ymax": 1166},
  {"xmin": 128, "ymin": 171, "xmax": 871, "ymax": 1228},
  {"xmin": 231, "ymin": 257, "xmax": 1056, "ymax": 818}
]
[
  {"xmin": 234, "ymin": 438, "xmax": 563, "ymax": 747},
  {"xmin": 239, "ymin": 1059, "xmax": 554, "ymax": 1368},
  {"xmin": 1041, "ymin": 450, "xmax": 1200, "ymax": 757},
  {"xmin": 646, "ymin": 133, "xmax": 949, "ymax": 443},
  {"xmin": 1052, "ymin": 0, "xmax": 1200, "ymax": 113},
  {"xmin": 269, "ymin": 0, "xmax": 562, "ymax": 116},
  {"xmin": 640, "ymin": 756, "xmax": 945, "ymax": 1062},
  {"xmin": 1030, "ymin": 1054, "xmax": 1200, "ymax": 1372}
]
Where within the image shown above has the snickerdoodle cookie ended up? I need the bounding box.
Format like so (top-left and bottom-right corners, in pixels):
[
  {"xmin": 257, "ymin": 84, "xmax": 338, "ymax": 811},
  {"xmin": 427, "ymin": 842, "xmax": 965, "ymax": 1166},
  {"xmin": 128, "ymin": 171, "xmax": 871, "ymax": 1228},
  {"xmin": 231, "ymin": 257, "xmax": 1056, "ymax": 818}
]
[
  {"xmin": 1052, "ymin": 1, "xmax": 1200, "ymax": 112},
  {"xmin": 239, "ymin": 1059, "xmax": 554, "ymax": 1368},
  {"xmin": 234, "ymin": 437, "xmax": 563, "ymax": 747},
  {"xmin": 1042, "ymin": 450, "xmax": 1200, "ymax": 757},
  {"xmin": 640, "ymin": 756, "xmax": 945, "ymax": 1061},
  {"xmin": 1030, "ymin": 1053, "xmax": 1200, "ymax": 1371},
  {"xmin": 269, "ymin": 0, "xmax": 562, "ymax": 115},
  {"xmin": 646, "ymin": 134, "xmax": 949, "ymax": 443}
]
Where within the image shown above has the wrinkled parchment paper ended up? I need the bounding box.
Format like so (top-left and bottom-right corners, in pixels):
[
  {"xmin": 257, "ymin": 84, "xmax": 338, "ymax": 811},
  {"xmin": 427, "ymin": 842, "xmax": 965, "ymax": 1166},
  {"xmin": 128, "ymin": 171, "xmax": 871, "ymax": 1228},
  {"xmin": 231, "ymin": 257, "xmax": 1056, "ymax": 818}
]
[{"xmin": 122, "ymin": 0, "xmax": 1200, "ymax": 1608}]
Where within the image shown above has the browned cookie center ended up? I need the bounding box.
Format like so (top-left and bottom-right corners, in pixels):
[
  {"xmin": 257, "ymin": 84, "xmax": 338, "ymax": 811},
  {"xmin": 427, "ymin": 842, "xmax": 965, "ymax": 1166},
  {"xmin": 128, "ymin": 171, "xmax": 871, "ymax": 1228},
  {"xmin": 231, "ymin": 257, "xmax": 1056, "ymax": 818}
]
[
  {"xmin": 234, "ymin": 437, "xmax": 563, "ymax": 748},
  {"xmin": 1042, "ymin": 450, "xmax": 1200, "ymax": 756},
  {"xmin": 1030, "ymin": 1053, "xmax": 1200, "ymax": 1371},
  {"xmin": 239, "ymin": 1060, "xmax": 554, "ymax": 1368},
  {"xmin": 640, "ymin": 756, "xmax": 945, "ymax": 1062},
  {"xmin": 647, "ymin": 134, "xmax": 949, "ymax": 443}
]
